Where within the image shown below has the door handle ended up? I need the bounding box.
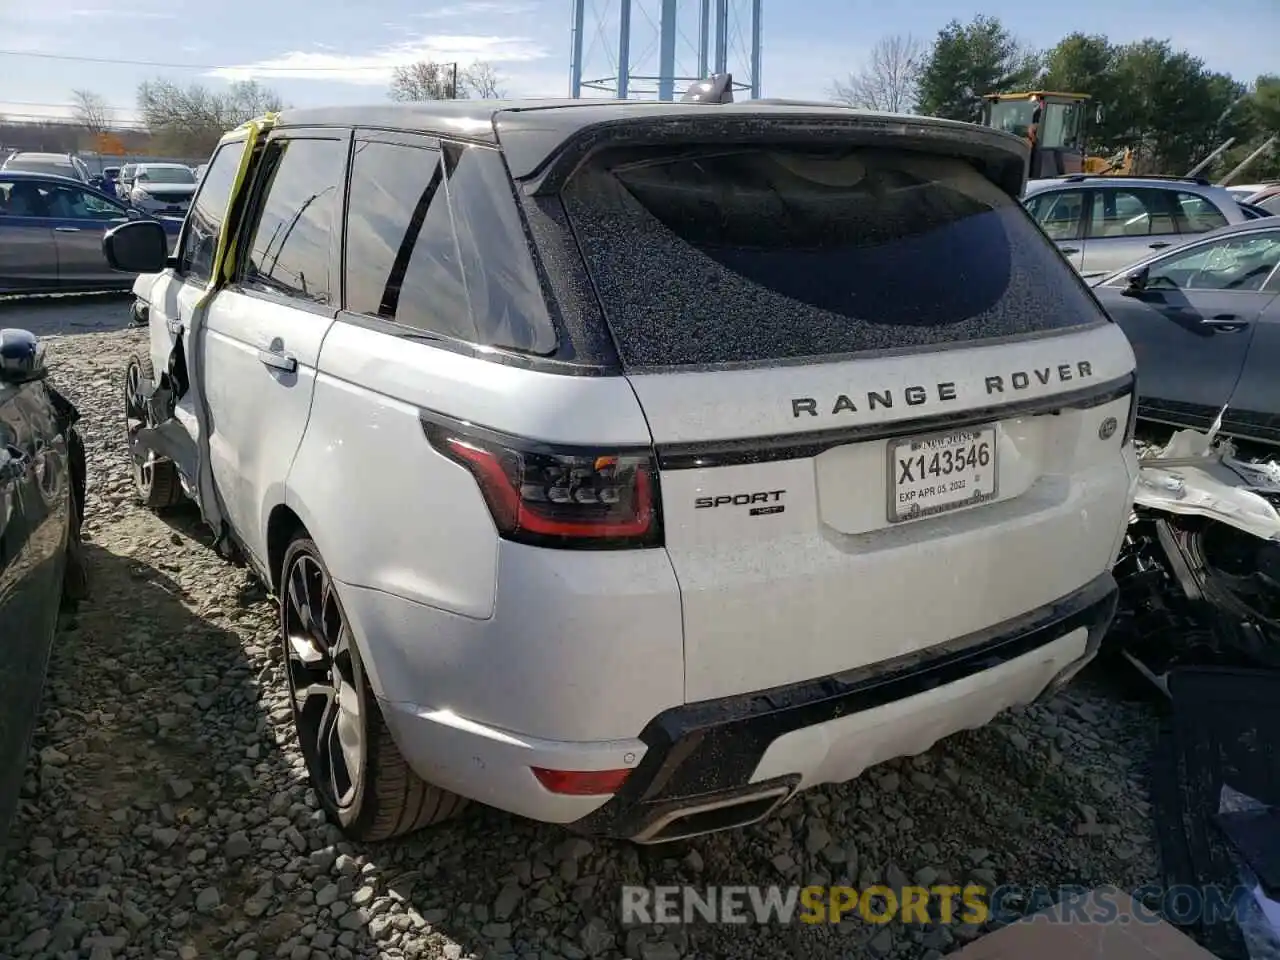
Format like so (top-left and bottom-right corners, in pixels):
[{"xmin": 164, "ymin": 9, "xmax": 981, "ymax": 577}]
[
  {"xmin": 1060, "ymin": 247, "xmax": 1080, "ymax": 255},
  {"xmin": 258, "ymin": 349, "xmax": 298, "ymax": 373},
  {"xmin": 1203, "ymin": 314, "xmax": 1249, "ymax": 332},
  {"xmin": 54, "ymin": 226, "xmax": 81, "ymax": 233},
  {"xmin": 1148, "ymin": 241, "xmax": 1172, "ymax": 250}
]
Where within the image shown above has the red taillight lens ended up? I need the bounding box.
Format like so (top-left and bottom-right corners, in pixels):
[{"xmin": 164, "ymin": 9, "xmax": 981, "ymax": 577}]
[
  {"xmin": 422, "ymin": 418, "xmax": 661, "ymax": 549},
  {"xmin": 531, "ymin": 766, "xmax": 633, "ymax": 795}
]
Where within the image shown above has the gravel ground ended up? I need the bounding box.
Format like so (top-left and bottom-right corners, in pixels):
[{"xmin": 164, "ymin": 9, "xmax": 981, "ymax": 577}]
[{"xmin": 1, "ymin": 294, "xmax": 1164, "ymax": 960}]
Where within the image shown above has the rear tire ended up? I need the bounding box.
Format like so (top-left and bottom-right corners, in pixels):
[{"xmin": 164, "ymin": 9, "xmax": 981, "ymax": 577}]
[
  {"xmin": 279, "ymin": 536, "xmax": 466, "ymax": 841},
  {"xmin": 123, "ymin": 354, "xmax": 185, "ymax": 511}
]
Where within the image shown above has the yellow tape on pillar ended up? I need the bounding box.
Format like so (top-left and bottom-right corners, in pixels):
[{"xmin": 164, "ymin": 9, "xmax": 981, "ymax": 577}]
[{"xmin": 205, "ymin": 111, "xmax": 279, "ymax": 294}]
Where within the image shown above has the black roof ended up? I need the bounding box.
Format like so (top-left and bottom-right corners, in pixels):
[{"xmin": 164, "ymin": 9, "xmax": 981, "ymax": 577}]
[
  {"xmin": 277, "ymin": 98, "xmax": 1028, "ymax": 185},
  {"xmin": 277, "ymin": 97, "xmax": 967, "ymax": 138},
  {"xmin": 0, "ymin": 170, "xmax": 86, "ymax": 184}
]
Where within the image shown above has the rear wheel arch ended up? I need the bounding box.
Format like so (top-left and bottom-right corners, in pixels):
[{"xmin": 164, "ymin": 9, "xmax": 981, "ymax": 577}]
[
  {"xmin": 266, "ymin": 503, "xmax": 306, "ymax": 593},
  {"xmin": 276, "ymin": 531, "xmax": 466, "ymax": 840},
  {"xmin": 266, "ymin": 504, "xmax": 388, "ymax": 698}
]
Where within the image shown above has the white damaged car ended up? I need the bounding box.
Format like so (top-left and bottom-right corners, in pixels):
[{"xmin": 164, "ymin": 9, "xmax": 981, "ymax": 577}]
[{"xmin": 104, "ymin": 96, "xmax": 1139, "ymax": 844}]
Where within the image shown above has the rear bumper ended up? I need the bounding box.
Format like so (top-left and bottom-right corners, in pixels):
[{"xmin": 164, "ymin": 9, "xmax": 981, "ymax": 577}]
[
  {"xmin": 130, "ymin": 197, "xmax": 190, "ymax": 217},
  {"xmin": 571, "ymin": 571, "xmax": 1117, "ymax": 842},
  {"xmin": 375, "ymin": 572, "xmax": 1116, "ymax": 840}
]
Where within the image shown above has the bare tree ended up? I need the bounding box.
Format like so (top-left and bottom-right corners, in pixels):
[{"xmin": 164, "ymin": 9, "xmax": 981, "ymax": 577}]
[
  {"xmin": 220, "ymin": 80, "xmax": 285, "ymax": 124},
  {"xmin": 461, "ymin": 62, "xmax": 507, "ymax": 98},
  {"xmin": 829, "ymin": 34, "xmax": 925, "ymax": 113},
  {"xmin": 388, "ymin": 62, "xmax": 465, "ymax": 101},
  {"xmin": 71, "ymin": 89, "xmax": 112, "ymax": 134},
  {"xmin": 137, "ymin": 78, "xmax": 285, "ymax": 155}
]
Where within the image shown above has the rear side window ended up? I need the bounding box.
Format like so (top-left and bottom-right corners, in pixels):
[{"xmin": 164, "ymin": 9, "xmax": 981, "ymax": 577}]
[
  {"xmin": 344, "ymin": 140, "xmax": 555, "ymax": 354},
  {"xmin": 180, "ymin": 140, "xmax": 246, "ymax": 285},
  {"xmin": 1025, "ymin": 189, "xmax": 1084, "ymax": 240},
  {"xmin": 344, "ymin": 141, "xmax": 470, "ymax": 340},
  {"xmin": 1176, "ymin": 192, "xmax": 1230, "ymax": 234},
  {"xmin": 1086, "ymin": 188, "xmax": 1176, "ymax": 238},
  {"xmin": 239, "ymin": 137, "xmax": 346, "ymax": 306},
  {"xmin": 562, "ymin": 146, "xmax": 1109, "ymax": 368}
]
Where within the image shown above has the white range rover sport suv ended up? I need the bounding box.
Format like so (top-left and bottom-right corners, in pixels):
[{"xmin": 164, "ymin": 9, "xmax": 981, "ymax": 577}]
[{"xmin": 104, "ymin": 95, "xmax": 1139, "ymax": 845}]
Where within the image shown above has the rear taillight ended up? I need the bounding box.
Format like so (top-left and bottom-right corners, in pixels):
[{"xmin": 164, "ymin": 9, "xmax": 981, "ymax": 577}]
[{"xmin": 422, "ymin": 416, "xmax": 661, "ymax": 549}]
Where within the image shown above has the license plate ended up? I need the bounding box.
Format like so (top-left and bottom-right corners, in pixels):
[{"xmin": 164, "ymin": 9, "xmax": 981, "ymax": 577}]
[{"xmin": 888, "ymin": 426, "xmax": 998, "ymax": 523}]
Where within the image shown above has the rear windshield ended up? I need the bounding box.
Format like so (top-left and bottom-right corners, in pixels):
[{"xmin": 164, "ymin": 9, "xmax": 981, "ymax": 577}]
[
  {"xmin": 137, "ymin": 166, "xmax": 195, "ymax": 184},
  {"xmin": 6, "ymin": 159, "xmax": 75, "ymax": 177},
  {"xmin": 562, "ymin": 146, "xmax": 1109, "ymax": 368}
]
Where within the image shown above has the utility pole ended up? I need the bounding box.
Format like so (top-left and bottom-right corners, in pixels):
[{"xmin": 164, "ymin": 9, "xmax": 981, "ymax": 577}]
[
  {"xmin": 449, "ymin": 62, "xmax": 458, "ymax": 99},
  {"xmin": 1220, "ymin": 135, "xmax": 1278, "ymax": 186}
]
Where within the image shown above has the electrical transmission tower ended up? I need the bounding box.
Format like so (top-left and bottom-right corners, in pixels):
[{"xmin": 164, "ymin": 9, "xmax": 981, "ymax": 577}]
[{"xmin": 569, "ymin": 0, "xmax": 762, "ymax": 101}]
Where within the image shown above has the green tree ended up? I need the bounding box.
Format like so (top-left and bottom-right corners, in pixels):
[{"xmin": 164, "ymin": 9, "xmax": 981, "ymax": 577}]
[
  {"xmin": 916, "ymin": 15, "xmax": 1040, "ymax": 122},
  {"xmin": 1104, "ymin": 41, "xmax": 1246, "ymax": 173},
  {"xmin": 1252, "ymin": 74, "xmax": 1280, "ymax": 132},
  {"xmin": 1215, "ymin": 75, "xmax": 1280, "ymax": 182},
  {"xmin": 1040, "ymin": 34, "xmax": 1127, "ymax": 150}
]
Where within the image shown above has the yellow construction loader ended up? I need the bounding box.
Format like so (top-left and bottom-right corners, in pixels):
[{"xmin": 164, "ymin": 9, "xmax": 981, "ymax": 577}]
[{"xmin": 980, "ymin": 91, "xmax": 1133, "ymax": 179}]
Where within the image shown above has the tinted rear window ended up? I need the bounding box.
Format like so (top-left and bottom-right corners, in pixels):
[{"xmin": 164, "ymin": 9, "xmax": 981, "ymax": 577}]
[{"xmin": 562, "ymin": 146, "xmax": 1108, "ymax": 368}]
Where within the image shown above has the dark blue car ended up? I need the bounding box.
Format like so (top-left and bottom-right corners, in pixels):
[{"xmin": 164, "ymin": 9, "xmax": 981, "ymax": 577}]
[
  {"xmin": 0, "ymin": 329, "xmax": 86, "ymax": 842},
  {"xmin": 0, "ymin": 171, "xmax": 182, "ymax": 295}
]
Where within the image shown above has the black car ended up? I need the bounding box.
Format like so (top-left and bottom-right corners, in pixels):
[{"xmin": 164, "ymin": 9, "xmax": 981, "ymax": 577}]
[
  {"xmin": 1092, "ymin": 220, "xmax": 1280, "ymax": 445},
  {"xmin": 0, "ymin": 329, "xmax": 86, "ymax": 842}
]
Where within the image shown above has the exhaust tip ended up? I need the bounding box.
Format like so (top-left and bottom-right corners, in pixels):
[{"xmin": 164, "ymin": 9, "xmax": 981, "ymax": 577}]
[{"xmin": 631, "ymin": 785, "xmax": 792, "ymax": 845}]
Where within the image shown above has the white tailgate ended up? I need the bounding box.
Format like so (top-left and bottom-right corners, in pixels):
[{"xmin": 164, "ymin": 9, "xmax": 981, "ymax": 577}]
[{"xmin": 631, "ymin": 323, "xmax": 1138, "ymax": 703}]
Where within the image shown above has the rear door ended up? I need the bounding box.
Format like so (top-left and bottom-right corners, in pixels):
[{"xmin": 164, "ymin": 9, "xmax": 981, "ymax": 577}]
[
  {"xmin": 1095, "ymin": 229, "xmax": 1280, "ymax": 431},
  {"xmin": 201, "ymin": 130, "xmax": 349, "ymax": 567},
  {"xmin": 1079, "ymin": 186, "xmax": 1182, "ymax": 279},
  {"xmin": 562, "ymin": 143, "xmax": 1138, "ymax": 702},
  {"xmin": 1024, "ymin": 188, "xmax": 1086, "ymax": 270},
  {"xmin": 0, "ymin": 177, "xmax": 58, "ymax": 290}
]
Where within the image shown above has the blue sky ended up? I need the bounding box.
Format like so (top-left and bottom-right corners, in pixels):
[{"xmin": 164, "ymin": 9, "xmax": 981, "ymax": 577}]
[{"xmin": 2, "ymin": 0, "xmax": 1275, "ymax": 125}]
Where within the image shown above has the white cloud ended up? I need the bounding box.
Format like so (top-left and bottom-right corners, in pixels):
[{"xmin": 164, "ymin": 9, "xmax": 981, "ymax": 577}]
[
  {"xmin": 416, "ymin": 2, "xmax": 537, "ymax": 18},
  {"xmin": 206, "ymin": 34, "xmax": 549, "ymax": 86},
  {"xmin": 9, "ymin": 2, "xmax": 174, "ymax": 20},
  {"xmin": 67, "ymin": 6, "xmax": 175, "ymax": 18}
]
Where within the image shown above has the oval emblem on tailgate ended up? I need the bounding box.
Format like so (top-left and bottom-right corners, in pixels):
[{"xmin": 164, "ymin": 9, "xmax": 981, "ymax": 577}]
[{"xmin": 1099, "ymin": 417, "xmax": 1118, "ymax": 441}]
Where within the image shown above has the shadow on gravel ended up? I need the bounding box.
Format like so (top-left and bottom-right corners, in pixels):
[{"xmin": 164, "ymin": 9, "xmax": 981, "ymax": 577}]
[
  {"xmin": 0, "ymin": 292, "xmax": 132, "ymax": 338},
  {"xmin": 3, "ymin": 541, "xmax": 374, "ymax": 959},
  {"xmin": 343, "ymin": 680, "xmax": 1164, "ymax": 960},
  {"xmin": 151, "ymin": 501, "xmax": 226, "ymax": 553}
]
